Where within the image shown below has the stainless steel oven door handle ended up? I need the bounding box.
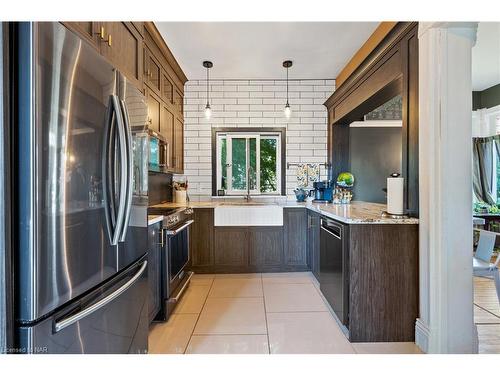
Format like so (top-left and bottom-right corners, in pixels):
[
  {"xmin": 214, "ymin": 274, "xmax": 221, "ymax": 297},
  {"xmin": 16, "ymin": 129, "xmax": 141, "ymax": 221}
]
[
  {"xmin": 168, "ymin": 271, "xmax": 193, "ymax": 303},
  {"xmin": 54, "ymin": 260, "xmax": 147, "ymax": 332},
  {"xmin": 166, "ymin": 219, "xmax": 194, "ymax": 236},
  {"xmin": 321, "ymin": 225, "xmax": 341, "ymax": 240}
]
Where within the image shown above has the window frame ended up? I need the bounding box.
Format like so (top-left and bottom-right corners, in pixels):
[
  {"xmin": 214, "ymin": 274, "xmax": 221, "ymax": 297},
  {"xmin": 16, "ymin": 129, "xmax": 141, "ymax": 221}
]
[{"xmin": 212, "ymin": 127, "xmax": 286, "ymax": 196}]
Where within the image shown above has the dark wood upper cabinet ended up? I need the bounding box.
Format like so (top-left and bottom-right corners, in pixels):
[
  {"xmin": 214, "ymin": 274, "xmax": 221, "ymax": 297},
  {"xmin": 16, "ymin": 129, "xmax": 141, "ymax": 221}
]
[
  {"xmin": 100, "ymin": 22, "xmax": 143, "ymax": 89},
  {"xmin": 144, "ymin": 46, "xmax": 162, "ymax": 95},
  {"xmin": 324, "ymin": 22, "xmax": 419, "ymax": 216},
  {"xmin": 174, "ymin": 89, "xmax": 183, "ymax": 117},
  {"xmin": 146, "ymin": 89, "xmax": 161, "ymax": 133},
  {"xmin": 162, "ymin": 72, "xmax": 174, "ymax": 104},
  {"xmin": 143, "ymin": 22, "xmax": 187, "ymax": 174},
  {"xmin": 161, "ymin": 104, "xmax": 175, "ymax": 171},
  {"xmin": 62, "ymin": 22, "xmax": 100, "ymax": 50},
  {"xmin": 173, "ymin": 117, "xmax": 184, "ymax": 173},
  {"xmin": 62, "ymin": 22, "xmax": 144, "ymax": 89}
]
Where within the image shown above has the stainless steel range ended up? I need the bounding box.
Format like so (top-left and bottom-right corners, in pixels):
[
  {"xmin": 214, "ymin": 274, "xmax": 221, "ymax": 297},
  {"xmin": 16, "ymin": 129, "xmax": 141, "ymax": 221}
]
[{"xmin": 157, "ymin": 207, "xmax": 194, "ymax": 320}]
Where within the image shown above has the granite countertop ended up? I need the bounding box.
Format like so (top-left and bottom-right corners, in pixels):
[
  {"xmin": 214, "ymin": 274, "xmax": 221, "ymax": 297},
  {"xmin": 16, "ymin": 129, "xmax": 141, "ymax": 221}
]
[
  {"xmin": 149, "ymin": 200, "xmax": 419, "ymax": 225},
  {"xmin": 147, "ymin": 214, "xmax": 164, "ymax": 226}
]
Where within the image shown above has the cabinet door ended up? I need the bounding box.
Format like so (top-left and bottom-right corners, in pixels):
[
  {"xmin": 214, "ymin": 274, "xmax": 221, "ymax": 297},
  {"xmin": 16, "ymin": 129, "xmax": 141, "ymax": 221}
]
[
  {"xmin": 147, "ymin": 223, "xmax": 161, "ymax": 323},
  {"xmin": 284, "ymin": 208, "xmax": 308, "ymax": 268},
  {"xmin": 248, "ymin": 227, "xmax": 283, "ymax": 268},
  {"xmin": 308, "ymin": 211, "xmax": 321, "ymax": 280},
  {"xmin": 146, "ymin": 89, "xmax": 161, "ymax": 133},
  {"xmin": 214, "ymin": 228, "xmax": 248, "ymax": 267},
  {"xmin": 174, "ymin": 88, "xmax": 183, "ymax": 117},
  {"xmin": 190, "ymin": 209, "xmax": 214, "ymax": 267},
  {"xmin": 162, "ymin": 72, "xmax": 174, "ymax": 104},
  {"xmin": 62, "ymin": 22, "xmax": 100, "ymax": 49},
  {"xmin": 173, "ymin": 117, "xmax": 184, "ymax": 173},
  {"xmin": 144, "ymin": 46, "xmax": 162, "ymax": 95},
  {"xmin": 160, "ymin": 104, "xmax": 174, "ymax": 170},
  {"xmin": 100, "ymin": 22, "xmax": 143, "ymax": 88}
]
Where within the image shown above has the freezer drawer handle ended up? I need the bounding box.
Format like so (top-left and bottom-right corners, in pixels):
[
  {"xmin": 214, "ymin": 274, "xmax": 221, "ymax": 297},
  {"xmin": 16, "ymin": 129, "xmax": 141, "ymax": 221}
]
[{"xmin": 54, "ymin": 260, "xmax": 148, "ymax": 333}]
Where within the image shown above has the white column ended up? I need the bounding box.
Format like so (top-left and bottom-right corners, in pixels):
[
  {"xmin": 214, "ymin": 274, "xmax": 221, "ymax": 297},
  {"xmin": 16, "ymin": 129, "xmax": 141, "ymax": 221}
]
[{"xmin": 417, "ymin": 22, "xmax": 478, "ymax": 353}]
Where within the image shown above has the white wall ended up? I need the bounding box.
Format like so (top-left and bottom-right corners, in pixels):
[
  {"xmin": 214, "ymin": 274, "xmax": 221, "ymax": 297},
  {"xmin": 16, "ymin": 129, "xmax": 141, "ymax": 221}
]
[{"xmin": 179, "ymin": 79, "xmax": 335, "ymax": 199}]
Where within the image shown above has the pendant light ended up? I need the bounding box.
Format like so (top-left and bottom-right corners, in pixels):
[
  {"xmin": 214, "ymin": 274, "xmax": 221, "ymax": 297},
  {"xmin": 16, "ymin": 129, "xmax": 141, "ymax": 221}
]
[
  {"xmin": 203, "ymin": 61, "xmax": 213, "ymax": 120},
  {"xmin": 283, "ymin": 60, "xmax": 293, "ymax": 119}
]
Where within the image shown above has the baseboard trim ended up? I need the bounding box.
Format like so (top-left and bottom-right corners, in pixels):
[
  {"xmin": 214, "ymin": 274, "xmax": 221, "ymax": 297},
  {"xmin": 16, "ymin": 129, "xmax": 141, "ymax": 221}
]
[{"xmin": 415, "ymin": 318, "xmax": 430, "ymax": 353}]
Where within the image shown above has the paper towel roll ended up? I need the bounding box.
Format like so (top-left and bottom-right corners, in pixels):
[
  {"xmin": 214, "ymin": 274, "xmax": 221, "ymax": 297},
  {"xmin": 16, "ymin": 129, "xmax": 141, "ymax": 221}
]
[{"xmin": 387, "ymin": 176, "xmax": 404, "ymax": 215}]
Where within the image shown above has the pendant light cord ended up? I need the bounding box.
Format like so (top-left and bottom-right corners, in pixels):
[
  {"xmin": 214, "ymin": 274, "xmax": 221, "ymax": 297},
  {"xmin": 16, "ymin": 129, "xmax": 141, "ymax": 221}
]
[
  {"xmin": 286, "ymin": 66, "xmax": 289, "ymax": 105},
  {"xmin": 206, "ymin": 66, "xmax": 210, "ymax": 106}
]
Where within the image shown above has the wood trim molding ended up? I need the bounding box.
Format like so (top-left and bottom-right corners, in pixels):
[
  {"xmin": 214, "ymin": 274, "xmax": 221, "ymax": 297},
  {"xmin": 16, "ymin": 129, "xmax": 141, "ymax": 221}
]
[
  {"xmin": 144, "ymin": 22, "xmax": 188, "ymax": 85},
  {"xmin": 211, "ymin": 127, "xmax": 287, "ymax": 196},
  {"xmin": 335, "ymin": 22, "xmax": 397, "ymax": 88}
]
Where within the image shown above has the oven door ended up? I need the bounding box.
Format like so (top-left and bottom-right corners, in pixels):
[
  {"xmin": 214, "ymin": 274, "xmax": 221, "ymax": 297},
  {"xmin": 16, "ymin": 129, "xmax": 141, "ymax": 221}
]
[{"xmin": 166, "ymin": 219, "xmax": 194, "ymax": 296}]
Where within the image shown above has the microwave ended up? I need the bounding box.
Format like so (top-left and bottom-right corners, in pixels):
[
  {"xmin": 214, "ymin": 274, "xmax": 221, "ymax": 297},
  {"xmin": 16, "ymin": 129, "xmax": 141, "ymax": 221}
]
[
  {"xmin": 148, "ymin": 129, "xmax": 170, "ymax": 173},
  {"xmin": 134, "ymin": 129, "xmax": 170, "ymax": 176}
]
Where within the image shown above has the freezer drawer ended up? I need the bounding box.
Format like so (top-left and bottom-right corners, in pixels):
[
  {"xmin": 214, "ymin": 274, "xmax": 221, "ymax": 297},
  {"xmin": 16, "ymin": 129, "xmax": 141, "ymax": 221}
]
[{"xmin": 17, "ymin": 256, "xmax": 148, "ymax": 354}]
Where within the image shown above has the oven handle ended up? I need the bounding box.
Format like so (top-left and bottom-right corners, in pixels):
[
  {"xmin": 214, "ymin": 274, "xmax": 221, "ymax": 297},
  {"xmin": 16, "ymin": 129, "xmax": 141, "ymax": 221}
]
[
  {"xmin": 168, "ymin": 271, "xmax": 193, "ymax": 303},
  {"xmin": 166, "ymin": 219, "xmax": 194, "ymax": 236}
]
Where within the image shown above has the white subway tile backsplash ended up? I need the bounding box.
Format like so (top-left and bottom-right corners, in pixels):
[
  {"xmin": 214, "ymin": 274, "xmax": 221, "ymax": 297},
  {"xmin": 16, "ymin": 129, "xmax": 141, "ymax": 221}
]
[{"xmin": 180, "ymin": 78, "xmax": 334, "ymax": 198}]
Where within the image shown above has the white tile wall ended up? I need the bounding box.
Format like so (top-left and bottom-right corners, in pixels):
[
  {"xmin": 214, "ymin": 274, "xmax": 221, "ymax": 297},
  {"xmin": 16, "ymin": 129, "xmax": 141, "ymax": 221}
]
[{"xmin": 177, "ymin": 79, "xmax": 335, "ymax": 199}]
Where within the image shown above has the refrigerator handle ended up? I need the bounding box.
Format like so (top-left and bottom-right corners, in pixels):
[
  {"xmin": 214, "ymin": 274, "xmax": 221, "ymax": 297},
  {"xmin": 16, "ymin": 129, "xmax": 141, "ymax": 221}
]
[
  {"xmin": 110, "ymin": 95, "xmax": 127, "ymax": 246},
  {"xmin": 119, "ymin": 99, "xmax": 133, "ymax": 242},
  {"xmin": 103, "ymin": 95, "xmax": 118, "ymax": 245},
  {"xmin": 54, "ymin": 260, "xmax": 147, "ymax": 332}
]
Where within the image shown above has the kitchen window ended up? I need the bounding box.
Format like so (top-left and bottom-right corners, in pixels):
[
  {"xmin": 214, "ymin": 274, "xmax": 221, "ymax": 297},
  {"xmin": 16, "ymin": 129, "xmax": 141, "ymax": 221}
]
[{"xmin": 214, "ymin": 129, "xmax": 285, "ymax": 195}]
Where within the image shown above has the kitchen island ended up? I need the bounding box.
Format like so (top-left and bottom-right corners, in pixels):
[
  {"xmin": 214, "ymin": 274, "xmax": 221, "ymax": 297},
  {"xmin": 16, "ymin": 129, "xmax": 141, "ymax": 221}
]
[{"xmin": 149, "ymin": 200, "xmax": 419, "ymax": 343}]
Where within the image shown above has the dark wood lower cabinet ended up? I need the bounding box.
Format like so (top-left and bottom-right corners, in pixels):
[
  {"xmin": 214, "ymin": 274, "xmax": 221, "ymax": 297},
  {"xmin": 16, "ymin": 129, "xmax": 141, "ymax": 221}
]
[
  {"xmin": 190, "ymin": 208, "xmax": 214, "ymax": 267},
  {"xmin": 214, "ymin": 227, "xmax": 248, "ymax": 268},
  {"xmin": 147, "ymin": 222, "xmax": 162, "ymax": 324},
  {"xmin": 189, "ymin": 208, "xmax": 310, "ymax": 273},
  {"xmin": 347, "ymin": 223, "xmax": 419, "ymax": 342},
  {"xmin": 307, "ymin": 210, "xmax": 321, "ymax": 280},
  {"xmin": 248, "ymin": 227, "xmax": 284, "ymax": 269},
  {"xmin": 283, "ymin": 208, "xmax": 309, "ymax": 269}
]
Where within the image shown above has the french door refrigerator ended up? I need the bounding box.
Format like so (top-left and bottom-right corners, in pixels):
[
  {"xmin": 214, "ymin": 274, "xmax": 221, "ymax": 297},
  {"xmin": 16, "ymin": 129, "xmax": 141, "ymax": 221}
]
[{"xmin": 14, "ymin": 22, "xmax": 149, "ymax": 354}]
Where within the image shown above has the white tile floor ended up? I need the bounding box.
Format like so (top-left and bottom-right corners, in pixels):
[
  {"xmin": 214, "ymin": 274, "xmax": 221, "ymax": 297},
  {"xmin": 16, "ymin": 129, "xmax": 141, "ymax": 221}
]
[{"xmin": 148, "ymin": 272, "xmax": 422, "ymax": 354}]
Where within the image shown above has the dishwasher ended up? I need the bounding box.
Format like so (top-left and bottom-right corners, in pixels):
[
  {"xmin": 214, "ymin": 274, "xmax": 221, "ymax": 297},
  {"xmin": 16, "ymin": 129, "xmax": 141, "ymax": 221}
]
[{"xmin": 320, "ymin": 216, "xmax": 349, "ymax": 326}]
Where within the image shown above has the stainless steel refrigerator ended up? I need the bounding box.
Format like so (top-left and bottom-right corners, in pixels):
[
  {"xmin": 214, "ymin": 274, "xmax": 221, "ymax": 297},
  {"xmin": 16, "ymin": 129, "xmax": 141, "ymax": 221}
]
[{"xmin": 15, "ymin": 22, "xmax": 149, "ymax": 354}]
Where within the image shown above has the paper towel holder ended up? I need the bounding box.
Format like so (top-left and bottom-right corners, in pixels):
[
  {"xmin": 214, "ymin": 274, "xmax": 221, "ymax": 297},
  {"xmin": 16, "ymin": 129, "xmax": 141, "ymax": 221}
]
[{"xmin": 383, "ymin": 172, "xmax": 408, "ymax": 218}]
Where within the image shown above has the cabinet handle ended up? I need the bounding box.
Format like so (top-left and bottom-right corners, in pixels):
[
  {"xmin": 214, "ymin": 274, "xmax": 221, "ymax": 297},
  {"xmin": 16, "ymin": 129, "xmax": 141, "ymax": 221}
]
[
  {"xmin": 147, "ymin": 118, "xmax": 152, "ymax": 124},
  {"xmin": 96, "ymin": 26, "xmax": 105, "ymax": 40},
  {"xmin": 96, "ymin": 27, "xmax": 111, "ymax": 47}
]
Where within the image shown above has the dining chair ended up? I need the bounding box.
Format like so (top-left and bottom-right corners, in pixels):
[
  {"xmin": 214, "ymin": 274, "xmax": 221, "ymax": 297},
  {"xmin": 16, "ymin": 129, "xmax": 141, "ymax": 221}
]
[{"xmin": 473, "ymin": 229, "xmax": 500, "ymax": 302}]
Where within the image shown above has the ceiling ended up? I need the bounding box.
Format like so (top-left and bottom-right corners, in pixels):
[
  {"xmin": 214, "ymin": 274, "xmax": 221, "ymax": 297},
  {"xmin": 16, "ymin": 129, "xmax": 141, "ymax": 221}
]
[
  {"xmin": 472, "ymin": 22, "xmax": 500, "ymax": 91},
  {"xmin": 155, "ymin": 22, "xmax": 379, "ymax": 80}
]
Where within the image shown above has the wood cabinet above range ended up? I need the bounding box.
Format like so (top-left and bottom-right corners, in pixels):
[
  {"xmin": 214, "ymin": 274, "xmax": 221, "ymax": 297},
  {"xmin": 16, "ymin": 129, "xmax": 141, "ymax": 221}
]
[
  {"xmin": 143, "ymin": 22, "xmax": 187, "ymax": 174},
  {"xmin": 62, "ymin": 21, "xmax": 188, "ymax": 174}
]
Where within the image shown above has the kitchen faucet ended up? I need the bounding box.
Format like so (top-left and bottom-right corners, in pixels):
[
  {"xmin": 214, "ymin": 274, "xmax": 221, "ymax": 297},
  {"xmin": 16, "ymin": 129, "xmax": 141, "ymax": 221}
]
[{"xmin": 245, "ymin": 166, "xmax": 253, "ymax": 202}]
